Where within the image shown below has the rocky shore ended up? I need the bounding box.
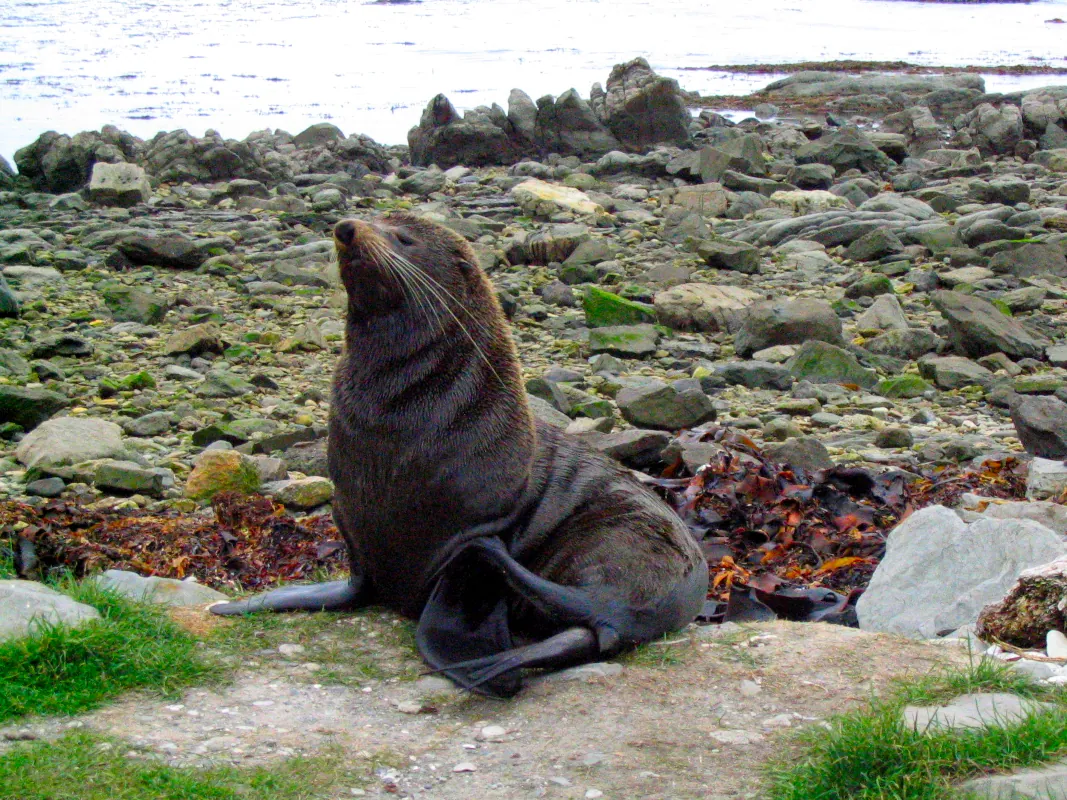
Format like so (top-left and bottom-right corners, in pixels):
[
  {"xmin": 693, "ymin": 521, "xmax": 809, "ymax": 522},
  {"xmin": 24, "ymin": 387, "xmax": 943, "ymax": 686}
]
[{"xmin": 2, "ymin": 57, "xmax": 1067, "ymax": 629}]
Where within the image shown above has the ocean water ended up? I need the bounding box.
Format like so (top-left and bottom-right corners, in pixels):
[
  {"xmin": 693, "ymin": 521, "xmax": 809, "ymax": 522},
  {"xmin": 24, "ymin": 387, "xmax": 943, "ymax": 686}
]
[{"xmin": 1, "ymin": 0, "xmax": 1066, "ymax": 162}]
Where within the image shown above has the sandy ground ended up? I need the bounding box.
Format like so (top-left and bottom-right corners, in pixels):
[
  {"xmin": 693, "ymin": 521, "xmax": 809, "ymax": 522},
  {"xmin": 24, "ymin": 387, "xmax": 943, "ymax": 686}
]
[{"xmin": 0, "ymin": 612, "xmax": 975, "ymax": 799}]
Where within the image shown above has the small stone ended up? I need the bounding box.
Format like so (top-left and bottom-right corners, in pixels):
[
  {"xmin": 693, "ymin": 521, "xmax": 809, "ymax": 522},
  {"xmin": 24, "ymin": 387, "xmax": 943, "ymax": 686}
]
[
  {"xmin": 264, "ymin": 477, "xmax": 334, "ymax": 509},
  {"xmin": 740, "ymin": 679, "xmax": 761, "ymax": 697},
  {"xmin": 479, "ymin": 725, "xmax": 507, "ymax": 741},
  {"xmin": 452, "ymin": 762, "xmax": 476, "ymax": 773},
  {"xmin": 875, "ymin": 427, "xmax": 914, "ymax": 449},
  {"xmin": 397, "ymin": 701, "xmax": 424, "ymax": 715},
  {"xmin": 185, "ymin": 450, "xmax": 262, "ymax": 502},
  {"xmin": 278, "ymin": 643, "xmax": 306, "ymax": 657},
  {"xmin": 586, "ymin": 791, "xmax": 604, "ymax": 799}
]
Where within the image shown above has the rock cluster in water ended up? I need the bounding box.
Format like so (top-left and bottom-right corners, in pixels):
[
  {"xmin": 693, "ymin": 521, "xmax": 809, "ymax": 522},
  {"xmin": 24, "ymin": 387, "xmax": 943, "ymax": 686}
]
[{"xmin": 2, "ymin": 61, "xmax": 1067, "ymax": 615}]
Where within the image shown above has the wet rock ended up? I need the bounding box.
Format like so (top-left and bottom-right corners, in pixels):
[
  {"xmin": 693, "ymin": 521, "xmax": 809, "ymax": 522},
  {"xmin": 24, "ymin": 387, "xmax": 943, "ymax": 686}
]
[
  {"xmin": 654, "ymin": 283, "xmax": 757, "ymax": 333},
  {"xmin": 99, "ymin": 281, "xmax": 167, "ymax": 324},
  {"xmin": 14, "ymin": 126, "xmax": 140, "ymax": 193},
  {"xmin": 185, "ymin": 450, "xmax": 262, "ymax": 502},
  {"xmin": 616, "ymin": 379, "xmax": 715, "ymax": 430},
  {"xmin": 1010, "ymin": 395, "xmax": 1067, "ymax": 459},
  {"xmin": 844, "ymin": 227, "xmax": 905, "ymax": 262},
  {"xmin": 91, "ymin": 570, "xmax": 228, "ymax": 607},
  {"xmin": 794, "ymin": 126, "xmax": 894, "ymax": 175},
  {"xmin": 876, "ymin": 374, "xmax": 931, "ymax": 399},
  {"xmin": 512, "ymin": 179, "xmax": 603, "ymax": 218},
  {"xmin": 954, "ymin": 103, "xmax": 1024, "ymax": 156},
  {"xmin": 857, "ymin": 505, "xmax": 1067, "ymax": 638},
  {"xmin": 31, "ymin": 334, "xmax": 92, "ymax": 358},
  {"xmin": 93, "ymin": 460, "xmax": 172, "ymax": 496},
  {"xmin": 787, "ymin": 340, "xmax": 878, "ymax": 388},
  {"xmin": 988, "ymin": 243, "xmax": 1067, "ymax": 280},
  {"xmin": 408, "ymin": 94, "xmax": 523, "ymax": 168},
  {"xmin": 0, "ymin": 386, "xmax": 69, "ymax": 431},
  {"xmin": 15, "ymin": 417, "xmax": 125, "ymax": 470},
  {"xmin": 123, "ymin": 411, "xmax": 177, "ymax": 437},
  {"xmin": 163, "ymin": 323, "xmax": 225, "ymax": 356},
  {"xmin": 196, "ymin": 369, "xmax": 256, "ymax": 398},
  {"xmin": 0, "ymin": 276, "xmax": 19, "ymax": 319},
  {"xmin": 855, "ymin": 295, "xmax": 909, "ymax": 332},
  {"xmin": 118, "ymin": 233, "xmax": 207, "ymax": 270},
  {"xmin": 588, "ymin": 324, "xmax": 660, "ymax": 358},
  {"xmin": 764, "ymin": 436, "xmax": 833, "ymax": 472},
  {"xmin": 88, "ymin": 162, "xmax": 150, "ymax": 207},
  {"xmin": 589, "ymin": 57, "xmax": 691, "ymax": 150},
  {"xmin": 865, "ymin": 328, "xmax": 941, "ymax": 361},
  {"xmin": 582, "ymin": 286, "xmax": 655, "ymax": 327},
  {"xmin": 918, "ymin": 355, "xmax": 994, "ymax": 390},
  {"xmin": 933, "ymin": 290, "xmax": 1049, "ymax": 360},
  {"xmin": 695, "ymin": 239, "xmax": 760, "ymax": 274},
  {"xmin": 0, "ymin": 580, "xmax": 101, "ymax": 642},
  {"xmin": 584, "ymin": 428, "xmax": 670, "ymax": 468},
  {"xmin": 874, "ymin": 426, "xmax": 914, "ymax": 449},
  {"xmin": 734, "ymin": 298, "xmax": 844, "ymax": 358},
  {"xmin": 264, "ymin": 476, "xmax": 334, "ymax": 509},
  {"xmin": 715, "ymin": 361, "xmax": 793, "ymax": 391}
]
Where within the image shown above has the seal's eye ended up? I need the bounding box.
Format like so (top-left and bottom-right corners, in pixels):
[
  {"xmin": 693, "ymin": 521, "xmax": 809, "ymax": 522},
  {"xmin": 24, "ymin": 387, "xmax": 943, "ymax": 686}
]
[
  {"xmin": 458, "ymin": 260, "xmax": 474, "ymax": 274},
  {"xmin": 395, "ymin": 231, "xmax": 415, "ymax": 247}
]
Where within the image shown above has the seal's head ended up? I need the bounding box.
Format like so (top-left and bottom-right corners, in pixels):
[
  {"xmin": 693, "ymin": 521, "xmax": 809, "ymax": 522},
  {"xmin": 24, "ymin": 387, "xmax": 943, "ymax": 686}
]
[{"xmin": 333, "ymin": 212, "xmax": 487, "ymax": 320}]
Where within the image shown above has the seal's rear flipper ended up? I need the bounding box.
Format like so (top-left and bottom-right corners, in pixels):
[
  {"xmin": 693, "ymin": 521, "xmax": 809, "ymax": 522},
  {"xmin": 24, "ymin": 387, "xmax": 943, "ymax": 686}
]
[
  {"xmin": 416, "ymin": 547, "xmax": 521, "ymax": 698},
  {"xmin": 416, "ymin": 536, "xmax": 613, "ymax": 698},
  {"xmin": 210, "ymin": 578, "xmax": 368, "ymax": 616}
]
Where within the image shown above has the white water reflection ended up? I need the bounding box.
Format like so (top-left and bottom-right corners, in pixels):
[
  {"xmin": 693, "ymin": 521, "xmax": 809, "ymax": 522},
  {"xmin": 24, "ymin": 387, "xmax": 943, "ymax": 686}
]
[{"xmin": 1, "ymin": 0, "xmax": 1066, "ymax": 161}]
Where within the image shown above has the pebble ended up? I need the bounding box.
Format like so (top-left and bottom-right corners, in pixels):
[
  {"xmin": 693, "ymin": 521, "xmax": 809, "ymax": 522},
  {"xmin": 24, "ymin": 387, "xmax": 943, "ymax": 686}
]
[
  {"xmin": 1048, "ymin": 630, "xmax": 1067, "ymax": 660},
  {"xmin": 452, "ymin": 762, "xmax": 476, "ymax": 773}
]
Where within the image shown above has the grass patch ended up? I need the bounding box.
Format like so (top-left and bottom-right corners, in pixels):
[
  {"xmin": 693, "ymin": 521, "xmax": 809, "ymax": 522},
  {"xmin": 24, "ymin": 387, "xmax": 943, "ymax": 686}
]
[
  {"xmin": 766, "ymin": 658, "xmax": 1067, "ymax": 800},
  {"xmin": 209, "ymin": 608, "xmax": 421, "ymax": 686},
  {"xmin": 0, "ymin": 581, "xmax": 220, "ymax": 723},
  {"xmin": 619, "ymin": 634, "xmax": 692, "ymax": 668},
  {"xmin": 0, "ymin": 730, "xmax": 368, "ymax": 800}
]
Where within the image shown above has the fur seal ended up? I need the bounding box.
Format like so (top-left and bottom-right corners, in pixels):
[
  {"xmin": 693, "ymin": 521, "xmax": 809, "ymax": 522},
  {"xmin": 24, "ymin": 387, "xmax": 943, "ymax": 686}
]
[{"xmin": 211, "ymin": 212, "xmax": 708, "ymax": 697}]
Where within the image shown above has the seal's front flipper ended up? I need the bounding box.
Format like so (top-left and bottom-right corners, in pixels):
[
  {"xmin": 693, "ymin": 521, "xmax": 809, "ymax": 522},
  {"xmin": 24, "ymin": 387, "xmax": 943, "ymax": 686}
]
[
  {"xmin": 416, "ymin": 549, "xmax": 521, "ymax": 698},
  {"xmin": 210, "ymin": 578, "xmax": 368, "ymax": 616}
]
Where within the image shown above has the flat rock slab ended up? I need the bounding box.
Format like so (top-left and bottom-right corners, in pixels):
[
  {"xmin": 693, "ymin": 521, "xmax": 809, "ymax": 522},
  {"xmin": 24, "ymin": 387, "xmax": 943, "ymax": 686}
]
[
  {"xmin": 962, "ymin": 758, "xmax": 1067, "ymax": 799},
  {"xmin": 903, "ymin": 692, "xmax": 1056, "ymax": 732},
  {"xmin": 91, "ymin": 570, "xmax": 228, "ymax": 607},
  {"xmin": 0, "ymin": 580, "xmax": 101, "ymax": 641}
]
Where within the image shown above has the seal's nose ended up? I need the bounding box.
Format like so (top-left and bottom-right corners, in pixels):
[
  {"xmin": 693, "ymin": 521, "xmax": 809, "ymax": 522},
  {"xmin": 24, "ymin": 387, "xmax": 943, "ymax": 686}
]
[{"xmin": 334, "ymin": 219, "xmax": 358, "ymax": 247}]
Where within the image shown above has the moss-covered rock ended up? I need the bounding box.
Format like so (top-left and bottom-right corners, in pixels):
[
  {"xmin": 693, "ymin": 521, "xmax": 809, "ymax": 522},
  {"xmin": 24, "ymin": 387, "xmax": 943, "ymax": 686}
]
[
  {"xmin": 582, "ymin": 286, "xmax": 656, "ymax": 328},
  {"xmin": 877, "ymin": 374, "xmax": 931, "ymax": 399},
  {"xmin": 788, "ymin": 340, "xmax": 878, "ymax": 389}
]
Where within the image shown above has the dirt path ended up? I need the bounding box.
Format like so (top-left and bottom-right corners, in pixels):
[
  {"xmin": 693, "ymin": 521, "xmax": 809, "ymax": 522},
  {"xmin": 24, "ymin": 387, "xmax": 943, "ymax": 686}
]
[{"xmin": 1, "ymin": 617, "xmax": 973, "ymax": 799}]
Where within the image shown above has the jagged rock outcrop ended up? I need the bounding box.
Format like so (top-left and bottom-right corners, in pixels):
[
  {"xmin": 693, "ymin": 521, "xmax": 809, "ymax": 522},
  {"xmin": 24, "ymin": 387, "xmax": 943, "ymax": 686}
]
[
  {"xmin": 14, "ymin": 125, "xmax": 142, "ymax": 193},
  {"xmin": 589, "ymin": 57, "xmax": 691, "ymax": 150},
  {"xmin": 952, "ymin": 103, "xmax": 1024, "ymax": 157}
]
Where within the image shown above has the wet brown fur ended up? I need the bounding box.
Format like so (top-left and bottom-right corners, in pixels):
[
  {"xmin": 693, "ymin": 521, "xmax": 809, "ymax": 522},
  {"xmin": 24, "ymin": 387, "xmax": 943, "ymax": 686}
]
[{"xmin": 329, "ymin": 212, "xmax": 705, "ymax": 634}]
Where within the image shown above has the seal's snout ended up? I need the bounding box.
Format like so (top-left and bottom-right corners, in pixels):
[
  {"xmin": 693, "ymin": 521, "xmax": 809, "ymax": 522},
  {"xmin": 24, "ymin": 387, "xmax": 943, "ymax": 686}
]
[{"xmin": 334, "ymin": 219, "xmax": 358, "ymax": 248}]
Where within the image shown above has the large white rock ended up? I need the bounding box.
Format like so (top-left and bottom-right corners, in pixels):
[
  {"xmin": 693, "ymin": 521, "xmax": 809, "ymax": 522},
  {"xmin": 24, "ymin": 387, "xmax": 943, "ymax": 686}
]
[
  {"xmin": 857, "ymin": 505, "xmax": 1067, "ymax": 638},
  {"xmin": 15, "ymin": 416, "xmax": 126, "ymax": 471},
  {"xmin": 91, "ymin": 569, "xmax": 228, "ymax": 607},
  {"xmin": 0, "ymin": 580, "xmax": 101, "ymax": 641},
  {"xmin": 511, "ymin": 179, "xmax": 604, "ymax": 218},
  {"xmin": 653, "ymin": 283, "xmax": 759, "ymax": 333},
  {"xmin": 769, "ymin": 190, "xmax": 850, "ymax": 216},
  {"xmin": 958, "ymin": 493, "xmax": 1067, "ymax": 534}
]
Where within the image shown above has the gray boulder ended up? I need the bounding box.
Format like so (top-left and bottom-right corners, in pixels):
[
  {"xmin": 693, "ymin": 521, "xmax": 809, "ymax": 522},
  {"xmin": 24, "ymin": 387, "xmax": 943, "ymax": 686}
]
[
  {"xmin": 91, "ymin": 570, "xmax": 228, "ymax": 606},
  {"xmin": 734, "ymin": 298, "xmax": 844, "ymax": 358},
  {"xmin": 954, "ymin": 103, "xmax": 1023, "ymax": 156},
  {"xmin": 0, "ymin": 580, "xmax": 101, "ymax": 642},
  {"xmin": 16, "ymin": 417, "xmax": 126, "ymax": 471},
  {"xmin": 142, "ymin": 128, "xmax": 281, "ymax": 184},
  {"xmin": 589, "ymin": 57, "xmax": 691, "ymax": 150},
  {"xmin": 1010, "ymin": 395, "xmax": 1067, "ymax": 459},
  {"xmin": 616, "ymin": 379, "xmax": 715, "ymax": 430},
  {"xmin": 118, "ymin": 233, "xmax": 207, "ymax": 270},
  {"xmin": 932, "ymin": 290, "xmax": 1049, "ymax": 360},
  {"xmin": 918, "ymin": 355, "xmax": 994, "ymax": 390},
  {"xmin": 795, "ymin": 126, "xmax": 894, "ymax": 175},
  {"xmin": 409, "ymin": 94, "xmax": 524, "ymax": 168},
  {"xmin": 535, "ymin": 89, "xmax": 620, "ymax": 158},
  {"xmin": 989, "ymin": 243, "xmax": 1067, "ymax": 280},
  {"xmin": 88, "ymin": 162, "xmax": 150, "ymax": 207},
  {"xmin": 787, "ymin": 340, "xmax": 878, "ymax": 389},
  {"xmin": 856, "ymin": 505, "xmax": 1067, "ymax": 638},
  {"xmin": 0, "ymin": 386, "xmax": 69, "ymax": 431}
]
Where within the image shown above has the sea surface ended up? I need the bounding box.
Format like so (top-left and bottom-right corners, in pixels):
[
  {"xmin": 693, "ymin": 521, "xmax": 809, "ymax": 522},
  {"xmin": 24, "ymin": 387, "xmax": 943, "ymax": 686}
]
[{"xmin": 2, "ymin": 0, "xmax": 1067, "ymax": 162}]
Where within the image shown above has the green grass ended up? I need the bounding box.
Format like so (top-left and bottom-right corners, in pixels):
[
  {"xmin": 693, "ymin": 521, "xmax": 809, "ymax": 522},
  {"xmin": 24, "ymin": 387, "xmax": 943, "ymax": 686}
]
[
  {"xmin": 766, "ymin": 659, "xmax": 1067, "ymax": 800},
  {"xmin": 0, "ymin": 581, "xmax": 220, "ymax": 723},
  {"xmin": 0, "ymin": 730, "xmax": 368, "ymax": 800}
]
